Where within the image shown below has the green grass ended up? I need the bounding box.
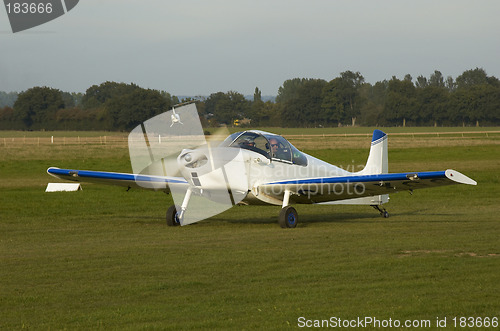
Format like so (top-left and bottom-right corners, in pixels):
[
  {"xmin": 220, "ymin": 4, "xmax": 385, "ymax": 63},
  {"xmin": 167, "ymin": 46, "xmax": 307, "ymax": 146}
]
[{"xmin": 1, "ymin": 136, "xmax": 499, "ymax": 329}]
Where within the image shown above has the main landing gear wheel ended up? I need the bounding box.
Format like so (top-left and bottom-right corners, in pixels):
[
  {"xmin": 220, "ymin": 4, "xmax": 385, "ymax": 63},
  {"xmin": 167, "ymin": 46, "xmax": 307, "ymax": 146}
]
[
  {"xmin": 166, "ymin": 205, "xmax": 181, "ymax": 226},
  {"xmin": 279, "ymin": 206, "xmax": 298, "ymax": 228},
  {"xmin": 371, "ymin": 205, "xmax": 389, "ymax": 218}
]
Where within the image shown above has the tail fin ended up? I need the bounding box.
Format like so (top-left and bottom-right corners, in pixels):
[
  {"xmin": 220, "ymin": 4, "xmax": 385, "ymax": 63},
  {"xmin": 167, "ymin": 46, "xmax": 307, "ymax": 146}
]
[{"xmin": 358, "ymin": 129, "xmax": 388, "ymax": 175}]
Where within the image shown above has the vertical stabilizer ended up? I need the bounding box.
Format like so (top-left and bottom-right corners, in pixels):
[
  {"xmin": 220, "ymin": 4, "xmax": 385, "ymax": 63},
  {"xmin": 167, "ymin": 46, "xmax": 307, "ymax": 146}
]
[{"xmin": 357, "ymin": 130, "xmax": 388, "ymax": 175}]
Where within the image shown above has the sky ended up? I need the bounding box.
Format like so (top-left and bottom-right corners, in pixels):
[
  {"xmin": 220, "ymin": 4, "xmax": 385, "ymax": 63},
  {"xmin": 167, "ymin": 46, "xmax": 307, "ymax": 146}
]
[{"xmin": 1, "ymin": 0, "xmax": 499, "ymax": 96}]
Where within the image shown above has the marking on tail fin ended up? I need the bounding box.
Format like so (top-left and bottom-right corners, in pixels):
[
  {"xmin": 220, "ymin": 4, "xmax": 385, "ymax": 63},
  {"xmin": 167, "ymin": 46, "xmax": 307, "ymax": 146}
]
[{"xmin": 371, "ymin": 129, "xmax": 387, "ymax": 145}]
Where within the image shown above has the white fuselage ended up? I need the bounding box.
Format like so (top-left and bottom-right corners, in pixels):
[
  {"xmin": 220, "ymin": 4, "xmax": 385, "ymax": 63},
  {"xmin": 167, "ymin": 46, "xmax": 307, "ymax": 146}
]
[
  {"xmin": 178, "ymin": 146, "xmax": 352, "ymax": 206},
  {"xmin": 242, "ymin": 149, "xmax": 352, "ymax": 205}
]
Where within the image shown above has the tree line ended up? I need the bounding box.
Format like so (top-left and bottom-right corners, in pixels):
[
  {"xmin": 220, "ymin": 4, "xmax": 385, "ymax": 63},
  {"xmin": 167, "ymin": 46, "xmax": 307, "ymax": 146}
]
[{"xmin": 1, "ymin": 68, "xmax": 499, "ymax": 131}]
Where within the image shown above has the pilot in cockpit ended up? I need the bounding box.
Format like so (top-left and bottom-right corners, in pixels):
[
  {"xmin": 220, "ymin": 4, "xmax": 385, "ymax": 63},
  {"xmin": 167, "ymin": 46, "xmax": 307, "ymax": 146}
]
[{"xmin": 269, "ymin": 137, "xmax": 288, "ymax": 160}]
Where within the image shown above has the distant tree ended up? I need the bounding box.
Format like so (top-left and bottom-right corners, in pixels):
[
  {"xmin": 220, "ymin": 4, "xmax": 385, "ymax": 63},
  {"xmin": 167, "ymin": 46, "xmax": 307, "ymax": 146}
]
[
  {"xmin": 54, "ymin": 107, "xmax": 110, "ymax": 131},
  {"xmin": 106, "ymin": 88, "xmax": 169, "ymax": 130},
  {"xmin": 250, "ymin": 87, "xmax": 265, "ymax": 125},
  {"xmin": 0, "ymin": 106, "xmax": 16, "ymax": 129},
  {"xmin": 415, "ymin": 76, "xmax": 428, "ymax": 89},
  {"xmin": 282, "ymin": 79, "xmax": 326, "ymax": 127},
  {"xmin": 78, "ymin": 82, "xmax": 179, "ymax": 130},
  {"xmin": 253, "ymin": 87, "xmax": 262, "ymax": 103},
  {"xmin": 251, "ymin": 101, "xmax": 281, "ymax": 127},
  {"xmin": 0, "ymin": 91, "xmax": 18, "ymax": 108},
  {"xmin": 445, "ymin": 76, "xmax": 456, "ymax": 91},
  {"xmin": 450, "ymin": 68, "xmax": 500, "ymax": 125},
  {"xmin": 71, "ymin": 92, "xmax": 84, "ymax": 107},
  {"xmin": 160, "ymin": 90, "xmax": 180, "ymax": 105},
  {"xmin": 465, "ymin": 84, "xmax": 500, "ymax": 126},
  {"xmin": 276, "ymin": 78, "xmax": 309, "ymax": 104},
  {"xmin": 0, "ymin": 106, "xmax": 13, "ymax": 120},
  {"xmin": 321, "ymin": 78, "xmax": 346, "ymax": 125},
  {"xmin": 429, "ymin": 70, "xmax": 445, "ymax": 87},
  {"xmin": 455, "ymin": 68, "xmax": 489, "ymax": 89},
  {"xmin": 416, "ymin": 86, "xmax": 449, "ymax": 126},
  {"xmin": 14, "ymin": 86, "xmax": 64, "ymax": 129},
  {"xmin": 61, "ymin": 92, "xmax": 75, "ymax": 108},
  {"xmin": 358, "ymin": 81, "xmax": 387, "ymax": 126},
  {"xmin": 204, "ymin": 91, "xmax": 250, "ymax": 125},
  {"xmin": 81, "ymin": 81, "xmax": 140, "ymax": 109},
  {"xmin": 321, "ymin": 71, "xmax": 365, "ymax": 126},
  {"xmin": 383, "ymin": 76, "xmax": 417, "ymax": 126},
  {"xmin": 449, "ymin": 88, "xmax": 471, "ymax": 126}
]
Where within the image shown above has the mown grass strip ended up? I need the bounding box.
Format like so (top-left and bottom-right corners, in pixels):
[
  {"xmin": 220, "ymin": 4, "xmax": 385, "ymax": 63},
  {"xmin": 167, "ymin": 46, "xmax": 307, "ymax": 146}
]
[{"xmin": 0, "ymin": 134, "xmax": 498, "ymax": 329}]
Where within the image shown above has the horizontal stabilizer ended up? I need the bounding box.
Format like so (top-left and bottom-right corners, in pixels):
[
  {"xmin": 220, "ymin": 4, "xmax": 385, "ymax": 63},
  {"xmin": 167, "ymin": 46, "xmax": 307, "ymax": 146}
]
[{"xmin": 319, "ymin": 194, "xmax": 389, "ymax": 205}]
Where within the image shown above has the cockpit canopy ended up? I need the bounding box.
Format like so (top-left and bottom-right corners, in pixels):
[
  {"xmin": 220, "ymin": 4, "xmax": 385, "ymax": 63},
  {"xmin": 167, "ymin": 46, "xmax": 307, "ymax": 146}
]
[{"xmin": 219, "ymin": 131, "xmax": 308, "ymax": 166}]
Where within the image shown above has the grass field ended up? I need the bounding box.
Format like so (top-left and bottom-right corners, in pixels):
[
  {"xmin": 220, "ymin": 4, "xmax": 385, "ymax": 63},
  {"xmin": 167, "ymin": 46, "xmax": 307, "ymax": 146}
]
[{"xmin": 1, "ymin": 129, "xmax": 499, "ymax": 329}]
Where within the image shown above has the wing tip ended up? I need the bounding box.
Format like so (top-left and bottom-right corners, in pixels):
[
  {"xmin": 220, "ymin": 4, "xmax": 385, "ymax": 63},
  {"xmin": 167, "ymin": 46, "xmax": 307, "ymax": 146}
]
[
  {"xmin": 445, "ymin": 169, "xmax": 477, "ymax": 185},
  {"xmin": 47, "ymin": 167, "xmax": 60, "ymax": 175}
]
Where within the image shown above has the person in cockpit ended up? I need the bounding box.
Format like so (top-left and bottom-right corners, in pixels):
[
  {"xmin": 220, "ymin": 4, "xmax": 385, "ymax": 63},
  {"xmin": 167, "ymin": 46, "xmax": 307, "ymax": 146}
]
[{"xmin": 268, "ymin": 138, "xmax": 289, "ymax": 160}]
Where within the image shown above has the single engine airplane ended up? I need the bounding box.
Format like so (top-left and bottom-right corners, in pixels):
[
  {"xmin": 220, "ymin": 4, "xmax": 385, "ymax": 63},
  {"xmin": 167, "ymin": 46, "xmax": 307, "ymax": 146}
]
[{"xmin": 47, "ymin": 104, "xmax": 476, "ymax": 228}]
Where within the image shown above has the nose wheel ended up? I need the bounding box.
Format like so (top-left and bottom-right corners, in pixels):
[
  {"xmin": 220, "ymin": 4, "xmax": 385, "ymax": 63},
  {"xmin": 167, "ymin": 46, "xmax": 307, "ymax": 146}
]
[
  {"xmin": 279, "ymin": 205, "xmax": 298, "ymax": 228},
  {"xmin": 279, "ymin": 190, "xmax": 298, "ymax": 228},
  {"xmin": 166, "ymin": 205, "xmax": 181, "ymax": 226}
]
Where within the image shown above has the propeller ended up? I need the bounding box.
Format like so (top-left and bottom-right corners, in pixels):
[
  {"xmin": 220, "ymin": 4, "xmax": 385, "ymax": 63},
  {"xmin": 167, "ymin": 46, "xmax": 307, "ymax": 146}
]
[{"xmin": 128, "ymin": 103, "xmax": 248, "ymax": 225}]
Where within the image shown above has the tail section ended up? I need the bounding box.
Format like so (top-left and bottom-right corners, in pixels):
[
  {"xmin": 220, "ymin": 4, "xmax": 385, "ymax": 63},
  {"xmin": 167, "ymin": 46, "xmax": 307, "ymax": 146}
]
[
  {"xmin": 350, "ymin": 130, "xmax": 389, "ymax": 205},
  {"xmin": 357, "ymin": 129, "xmax": 388, "ymax": 175}
]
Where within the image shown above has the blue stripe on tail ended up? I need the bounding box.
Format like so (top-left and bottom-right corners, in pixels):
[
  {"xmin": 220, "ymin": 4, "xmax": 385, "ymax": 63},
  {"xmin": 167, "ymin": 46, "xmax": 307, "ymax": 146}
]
[{"xmin": 372, "ymin": 129, "xmax": 387, "ymax": 143}]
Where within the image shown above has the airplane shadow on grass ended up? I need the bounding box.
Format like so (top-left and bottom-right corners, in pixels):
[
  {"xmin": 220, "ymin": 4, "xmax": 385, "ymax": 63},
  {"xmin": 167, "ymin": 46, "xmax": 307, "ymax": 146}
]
[
  {"xmin": 212, "ymin": 211, "xmax": 381, "ymax": 226},
  {"xmin": 116, "ymin": 212, "xmax": 378, "ymax": 227},
  {"xmin": 99, "ymin": 207, "xmax": 473, "ymax": 227}
]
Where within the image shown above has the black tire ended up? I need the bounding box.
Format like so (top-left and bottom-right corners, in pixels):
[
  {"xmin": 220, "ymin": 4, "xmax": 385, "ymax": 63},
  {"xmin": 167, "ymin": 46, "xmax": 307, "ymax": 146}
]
[
  {"xmin": 166, "ymin": 205, "xmax": 181, "ymax": 226},
  {"xmin": 382, "ymin": 211, "xmax": 389, "ymax": 218},
  {"xmin": 279, "ymin": 206, "xmax": 298, "ymax": 228}
]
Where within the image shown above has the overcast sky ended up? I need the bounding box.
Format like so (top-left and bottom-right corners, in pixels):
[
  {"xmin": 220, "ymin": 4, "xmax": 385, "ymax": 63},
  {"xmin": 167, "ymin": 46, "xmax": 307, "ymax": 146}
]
[{"xmin": 1, "ymin": 0, "xmax": 499, "ymax": 96}]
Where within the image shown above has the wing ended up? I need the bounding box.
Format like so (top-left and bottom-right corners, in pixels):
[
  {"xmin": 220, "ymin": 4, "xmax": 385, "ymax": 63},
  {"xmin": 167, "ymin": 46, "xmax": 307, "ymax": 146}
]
[
  {"xmin": 258, "ymin": 169, "xmax": 476, "ymax": 204},
  {"xmin": 47, "ymin": 167, "xmax": 188, "ymax": 191}
]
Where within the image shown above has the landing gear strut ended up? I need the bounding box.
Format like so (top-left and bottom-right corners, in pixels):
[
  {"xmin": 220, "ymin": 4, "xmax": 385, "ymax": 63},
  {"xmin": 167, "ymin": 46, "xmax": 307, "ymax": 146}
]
[
  {"xmin": 372, "ymin": 205, "xmax": 389, "ymax": 218},
  {"xmin": 166, "ymin": 187, "xmax": 193, "ymax": 226}
]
